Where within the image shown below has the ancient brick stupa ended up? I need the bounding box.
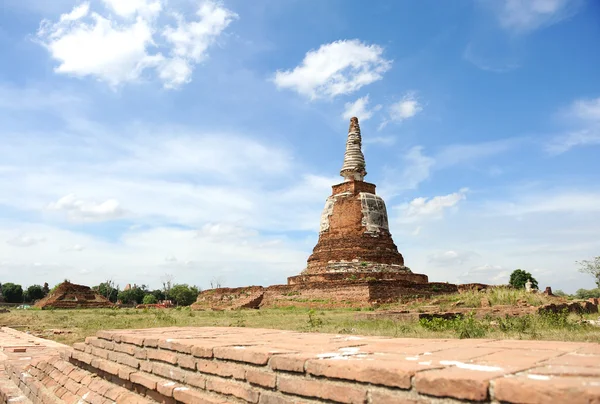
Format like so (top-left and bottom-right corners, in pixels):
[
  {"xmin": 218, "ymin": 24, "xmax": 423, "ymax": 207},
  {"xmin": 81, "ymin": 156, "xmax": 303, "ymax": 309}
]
[
  {"xmin": 287, "ymin": 117, "xmax": 418, "ymax": 285},
  {"xmin": 34, "ymin": 281, "xmax": 114, "ymax": 309},
  {"xmin": 192, "ymin": 118, "xmax": 456, "ymax": 310}
]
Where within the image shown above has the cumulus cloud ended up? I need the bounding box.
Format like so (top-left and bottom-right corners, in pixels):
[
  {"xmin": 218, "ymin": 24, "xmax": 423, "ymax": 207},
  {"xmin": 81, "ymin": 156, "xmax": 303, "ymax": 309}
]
[
  {"xmin": 35, "ymin": 0, "xmax": 237, "ymax": 88},
  {"xmin": 378, "ymin": 92, "xmax": 423, "ymax": 130},
  {"xmin": 495, "ymin": 0, "xmax": 582, "ymax": 33},
  {"xmin": 342, "ymin": 95, "xmax": 381, "ymax": 121},
  {"xmin": 274, "ymin": 40, "xmax": 392, "ymax": 99},
  {"xmin": 61, "ymin": 244, "xmax": 85, "ymax": 252},
  {"xmin": 6, "ymin": 234, "xmax": 46, "ymax": 247},
  {"xmin": 399, "ymin": 188, "xmax": 468, "ymax": 220},
  {"xmin": 48, "ymin": 194, "xmax": 126, "ymax": 222}
]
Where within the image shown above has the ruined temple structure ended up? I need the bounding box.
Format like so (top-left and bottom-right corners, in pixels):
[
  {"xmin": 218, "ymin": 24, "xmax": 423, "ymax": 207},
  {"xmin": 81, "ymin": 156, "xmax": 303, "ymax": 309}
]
[
  {"xmin": 192, "ymin": 118, "xmax": 457, "ymax": 310},
  {"xmin": 292, "ymin": 117, "xmax": 409, "ymax": 282},
  {"xmin": 34, "ymin": 281, "xmax": 114, "ymax": 309}
]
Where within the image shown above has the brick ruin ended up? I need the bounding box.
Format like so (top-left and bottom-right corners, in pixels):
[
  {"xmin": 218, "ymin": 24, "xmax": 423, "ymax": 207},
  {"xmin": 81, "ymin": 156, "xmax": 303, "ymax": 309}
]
[
  {"xmin": 34, "ymin": 281, "xmax": 114, "ymax": 310},
  {"xmin": 193, "ymin": 117, "xmax": 459, "ymax": 310},
  {"xmin": 2, "ymin": 326, "xmax": 600, "ymax": 404}
]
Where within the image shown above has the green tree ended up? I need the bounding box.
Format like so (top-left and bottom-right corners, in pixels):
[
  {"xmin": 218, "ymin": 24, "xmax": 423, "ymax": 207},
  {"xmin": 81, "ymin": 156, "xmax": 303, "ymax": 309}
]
[
  {"xmin": 575, "ymin": 288, "xmax": 600, "ymax": 299},
  {"xmin": 25, "ymin": 285, "xmax": 44, "ymax": 302},
  {"xmin": 168, "ymin": 284, "xmax": 199, "ymax": 306},
  {"xmin": 2, "ymin": 283, "xmax": 23, "ymax": 303},
  {"xmin": 117, "ymin": 286, "xmax": 147, "ymax": 305},
  {"xmin": 142, "ymin": 294, "xmax": 158, "ymax": 304},
  {"xmin": 150, "ymin": 289, "xmax": 165, "ymax": 301},
  {"xmin": 42, "ymin": 283, "xmax": 50, "ymax": 297},
  {"xmin": 509, "ymin": 269, "xmax": 538, "ymax": 290},
  {"xmin": 93, "ymin": 281, "xmax": 119, "ymax": 303},
  {"xmin": 577, "ymin": 256, "xmax": 600, "ymax": 288}
]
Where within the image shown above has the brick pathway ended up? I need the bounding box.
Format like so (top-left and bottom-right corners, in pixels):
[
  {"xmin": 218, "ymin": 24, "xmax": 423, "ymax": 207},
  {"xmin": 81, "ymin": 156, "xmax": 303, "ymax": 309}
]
[{"xmin": 0, "ymin": 326, "xmax": 599, "ymax": 403}]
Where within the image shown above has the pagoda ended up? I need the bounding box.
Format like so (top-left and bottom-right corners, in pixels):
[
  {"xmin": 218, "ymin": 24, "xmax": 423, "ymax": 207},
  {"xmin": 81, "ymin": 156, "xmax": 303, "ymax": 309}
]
[{"xmin": 288, "ymin": 117, "xmax": 423, "ymax": 285}]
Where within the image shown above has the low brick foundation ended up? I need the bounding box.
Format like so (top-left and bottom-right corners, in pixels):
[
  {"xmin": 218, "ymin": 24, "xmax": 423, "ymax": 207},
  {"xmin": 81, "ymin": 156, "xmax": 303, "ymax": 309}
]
[
  {"xmin": 191, "ymin": 280, "xmax": 458, "ymax": 310},
  {"xmin": 2, "ymin": 326, "xmax": 600, "ymax": 404}
]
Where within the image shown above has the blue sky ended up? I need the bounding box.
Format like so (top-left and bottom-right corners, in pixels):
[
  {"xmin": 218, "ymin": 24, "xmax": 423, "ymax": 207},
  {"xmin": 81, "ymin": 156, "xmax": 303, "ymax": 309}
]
[{"xmin": 1, "ymin": 0, "xmax": 599, "ymax": 292}]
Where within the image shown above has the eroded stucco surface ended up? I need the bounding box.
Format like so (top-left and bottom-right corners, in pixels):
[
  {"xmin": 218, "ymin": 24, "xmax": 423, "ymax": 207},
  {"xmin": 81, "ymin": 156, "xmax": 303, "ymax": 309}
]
[{"xmin": 359, "ymin": 192, "xmax": 389, "ymax": 233}]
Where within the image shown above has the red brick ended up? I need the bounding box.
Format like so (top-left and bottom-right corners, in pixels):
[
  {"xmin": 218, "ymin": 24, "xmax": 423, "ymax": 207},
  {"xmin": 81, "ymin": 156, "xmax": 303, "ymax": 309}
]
[
  {"xmin": 259, "ymin": 392, "xmax": 313, "ymax": 404},
  {"xmin": 130, "ymin": 372, "xmax": 160, "ymax": 390},
  {"xmin": 278, "ymin": 376, "xmax": 366, "ymax": 404},
  {"xmin": 543, "ymin": 353, "xmax": 600, "ymax": 367},
  {"xmin": 493, "ymin": 375, "xmax": 600, "ymax": 404},
  {"xmin": 196, "ymin": 358, "xmax": 246, "ymax": 379},
  {"xmin": 115, "ymin": 392, "xmax": 152, "ymax": 404},
  {"xmin": 246, "ymin": 369, "xmax": 276, "ymax": 389},
  {"xmin": 206, "ymin": 378, "xmax": 260, "ymax": 403},
  {"xmin": 270, "ymin": 354, "xmax": 308, "ymax": 373},
  {"xmin": 306, "ymin": 355, "xmax": 441, "ymax": 389},
  {"xmin": 213, "ymin": 346, "xmax": 291, "ymax": 365},
  {"xmin": 147, "ymin": 349, "xmax": 178, "ymax": 365},
  {"xmin": 113, "ymin": 343, "xmax": 136, "ymax": 356},
  {"xmin": 152, "ymin": 362, "xmax": 186, "ymax": 382},
  {"xmin": 157, "ymin": 380, "xmax": 178, "ymax": 397},
  {"xmin": 159, "ymin": 339, "xmax": 193, "ymax": 354},
  {"xmin": 369, "ymin": 391, "xmax": 429, "ymax": 404},
  {"xmin": 185, "ymin": 373, "xmax": 206, "ymax": 389},
  {"xmin": 527, "ymin": 365, "xmax": 600, "ymax": 377},
  {"xmin": 120, "ymin": 334, "xmax": 145, "ymax": 346},
  {"xmin": 414, "ymin": 366, "xmax": 504, "ymax": 401},
  {"xmin": 173, "ymin": 386, "xmax": 226, "ymax": 404},
  {"xmin": 177, "ymin": 354, "xmax": 196, "ymax": 370}
]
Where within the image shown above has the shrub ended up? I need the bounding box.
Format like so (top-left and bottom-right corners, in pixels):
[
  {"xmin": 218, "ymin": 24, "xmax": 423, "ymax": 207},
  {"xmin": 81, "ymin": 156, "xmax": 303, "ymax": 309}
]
[
  {"xmin": 142, "ymin": 294, "xmax": 158, "ymax": 305},
  {"xmin": 509, "ymin": 269, "xmax": 538, "ymax": 289}
]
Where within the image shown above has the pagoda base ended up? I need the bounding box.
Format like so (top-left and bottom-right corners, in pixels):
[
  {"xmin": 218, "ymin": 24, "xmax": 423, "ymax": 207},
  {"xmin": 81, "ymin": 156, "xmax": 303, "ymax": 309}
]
[{"xmin": 287, "ymin": 271, "xmax": 428, "ymax": 285}]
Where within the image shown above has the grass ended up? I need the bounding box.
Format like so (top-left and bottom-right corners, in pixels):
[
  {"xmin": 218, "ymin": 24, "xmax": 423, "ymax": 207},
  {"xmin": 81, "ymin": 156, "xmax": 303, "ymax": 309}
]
[{"xmin": 0, "ymin": 303, "xmax": 598, "ymax": 346}]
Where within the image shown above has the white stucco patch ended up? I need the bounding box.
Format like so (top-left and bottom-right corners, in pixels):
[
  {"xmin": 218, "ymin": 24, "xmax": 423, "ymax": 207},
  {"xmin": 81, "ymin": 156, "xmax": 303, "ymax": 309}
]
[
  {"xmin": 319, "ymin": 196, "xmax": 336, "ymax": 233},
  {"xmin": 439, "ymin": 360, "xmax": 502, "ymax": 372},
  {"xmin": 359, "ymin": 192, "xmax": 389, "ymax": 233}
]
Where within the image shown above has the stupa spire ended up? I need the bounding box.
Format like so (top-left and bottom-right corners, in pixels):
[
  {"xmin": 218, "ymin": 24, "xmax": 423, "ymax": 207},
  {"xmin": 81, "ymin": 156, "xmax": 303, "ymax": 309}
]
[{"xmin": 340, "ymin": 117, "xmax": 367, "ymax": 182}]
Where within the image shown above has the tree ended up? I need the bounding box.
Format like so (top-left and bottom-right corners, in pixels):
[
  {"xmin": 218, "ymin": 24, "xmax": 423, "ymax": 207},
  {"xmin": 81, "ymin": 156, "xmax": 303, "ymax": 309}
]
[
  {"xmin": 42, "ymin": 282, "xmax": 50, "ymax": 297},
  {"xmin": 2, "ymin": 283, "xmax": 23, "ymax": 303},
  {"xmin": 117, "ymin": 286, "xmax": 147, "ymax": 305},
  {"xmin": 25, "ymin": 285, "xmax": 44, "ymax": 302},
  {"xmin": 575, "ymin": 288, "xmax": 600, "ymax": 299},
  {"xmin": 93, "ymin": 281, "xmax": 119, "ymax": 303},
  {"xmin": 142, "ymin": 294, "xmax": 158, "ymax": 305},
  {"xmin": 577, "ymin": 256, "xmax": 600, "ymax": 288},
  {"xmin": 161, "ymin": 274, "xmax": 174, "ymax": 298},
  {"xmin": 150, "ymin": 289, "xmax": 165, "ymax": 301},
  {"xmin": 168, "ymin": 284, "xmax": 199, "ymax": 306},
  {"xmin": 509, "ymin": 269, "xmax": 538, "ymax": 290}
]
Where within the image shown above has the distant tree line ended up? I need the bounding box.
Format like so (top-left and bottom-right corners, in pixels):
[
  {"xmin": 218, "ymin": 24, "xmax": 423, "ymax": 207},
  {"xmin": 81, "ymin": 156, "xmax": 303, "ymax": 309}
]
[
  {"xmin": 0, "ymin": 277, "xmax": 201, "ymax": 307},
  {"xmin": 0, "ymin": 282, "xmax": 50, "ymax": 303},
  {"xmin": 92, "ymin": 280, "xmax": 200, "ymax": 307}
]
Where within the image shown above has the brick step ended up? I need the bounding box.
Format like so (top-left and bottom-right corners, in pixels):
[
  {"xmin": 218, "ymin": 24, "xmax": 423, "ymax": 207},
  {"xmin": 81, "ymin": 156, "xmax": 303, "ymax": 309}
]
[
  {"xmin": 8, "ymin": 356, "xmax": 154, "ymax": 404},
  {"xmin": 70, "ymin": 339, "xmax": 253, "ymax": 403},
  {"xmin": 0, "ymin": 364, "xmax": 33, "ymax": 403}
]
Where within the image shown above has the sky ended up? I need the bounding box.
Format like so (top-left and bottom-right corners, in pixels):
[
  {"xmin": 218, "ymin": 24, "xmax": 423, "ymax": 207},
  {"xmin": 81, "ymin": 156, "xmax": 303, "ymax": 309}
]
[{"xmin": 1, "ymin": 0, "xmax": 599, "ymax": 293}]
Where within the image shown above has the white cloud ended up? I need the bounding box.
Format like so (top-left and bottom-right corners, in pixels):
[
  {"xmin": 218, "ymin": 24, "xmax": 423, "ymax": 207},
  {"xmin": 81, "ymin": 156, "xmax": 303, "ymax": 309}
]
[
  {"xmin": 101, "ymin": 0, "xmax": 161, "ymax": 18},
  {"xmin": 342, "ymin": 95, "xmax": 381, "ymax": 121},
  {"xmin": 6, "ymin": 234, "xmax": 46, "ymax": 247},
  {"xmin": 546, "ymin": 97, "xmax": 600, "ymax": 154},
  {"xmin": 429, "ymin": 250, "xmax": 479, "ymax": 266},
  {"xmin": 47, "ymin": 194, "xmax": 126, "ymax": 222},
  {"xmin": 398, "ymin": 188, "xmax": 468, "ymax": 220},
  {"xmin": 35, "ymin": 0, "xmax": 236, "ymax": 88},
  {"xmin": 570, "ymin": 97, "xmax": 600, "ymax": 121},
  {"xmin": 378, "ymin": 92, "xmax": 423, "ymax": 129},
  {"xmin": 274, "ymin": 40, "xmax": 392, "ymax": 99},
  {"xmin": 62, "ymin": 244, "xmax": 85, "ymax": 252},
  {"xmin": 389, "ymin": 93, "xmax": 423, "ymax": 121},
  {"xmin": 160, "ymin": 2, "xmax": 238, "ymax": 87},
  {"xmin": 496, "ymin": 0, "xmax": 582, "ymax": 33}
]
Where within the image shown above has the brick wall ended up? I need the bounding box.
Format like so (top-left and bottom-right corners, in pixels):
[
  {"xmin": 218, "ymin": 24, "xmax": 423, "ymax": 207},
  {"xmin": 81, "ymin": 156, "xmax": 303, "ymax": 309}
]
[{"xmin": 5, "ymin": 327, "xmax": 599, "ymax": 404}]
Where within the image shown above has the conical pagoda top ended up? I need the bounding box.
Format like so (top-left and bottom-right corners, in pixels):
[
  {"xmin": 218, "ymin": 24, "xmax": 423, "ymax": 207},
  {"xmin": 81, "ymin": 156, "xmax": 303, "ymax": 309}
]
[{"xmin": 340, "ymin": 117, "xmax": 367, "ymax": 182}]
